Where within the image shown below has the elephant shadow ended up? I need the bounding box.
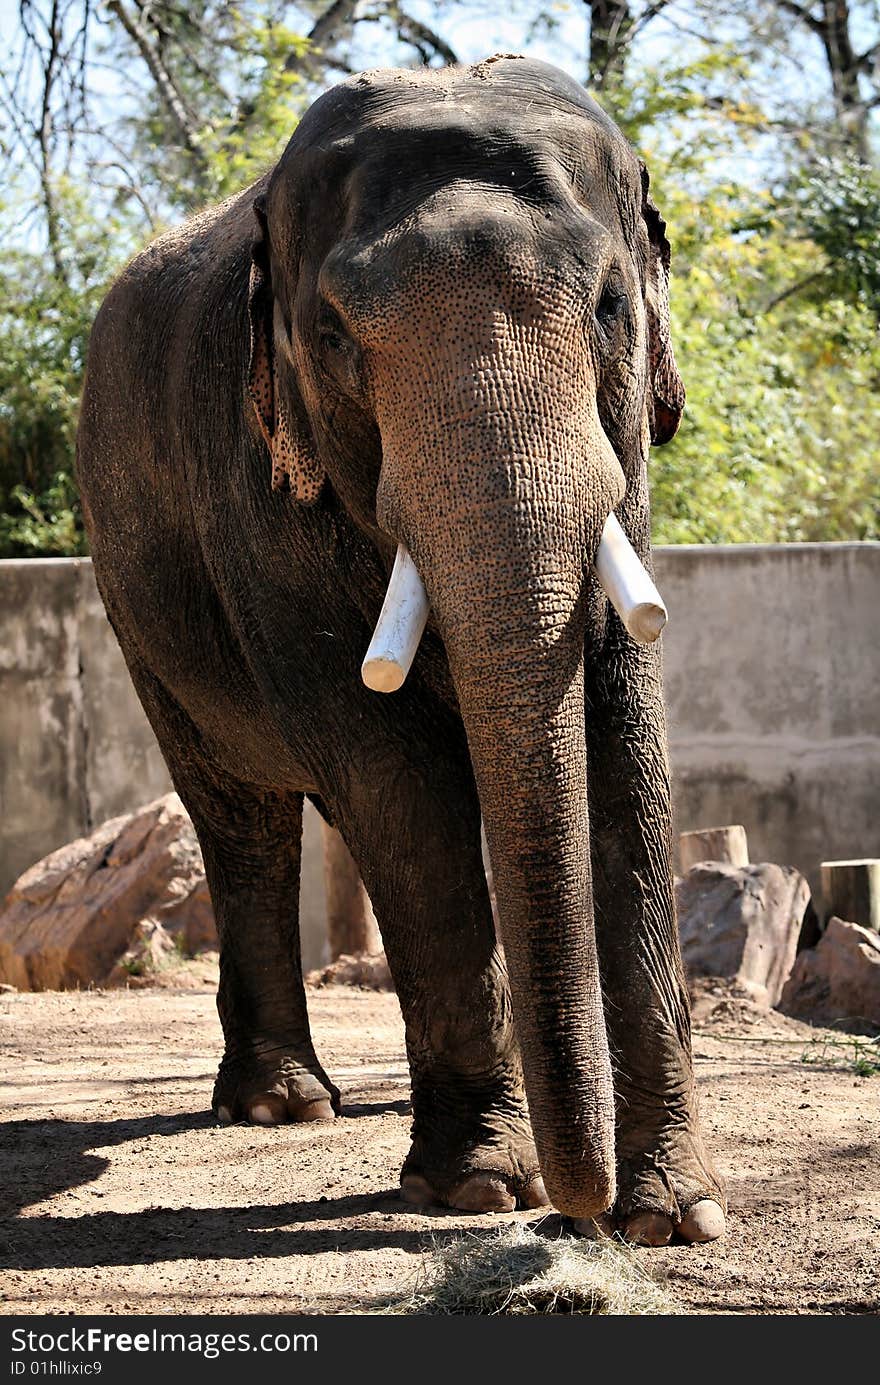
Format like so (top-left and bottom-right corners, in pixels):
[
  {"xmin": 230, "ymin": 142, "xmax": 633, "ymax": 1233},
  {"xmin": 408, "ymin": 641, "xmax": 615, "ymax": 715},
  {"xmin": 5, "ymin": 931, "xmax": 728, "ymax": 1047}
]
[{"xmin": 0, "ymin": 1107, "xmax": 458, "ymax": 1274}]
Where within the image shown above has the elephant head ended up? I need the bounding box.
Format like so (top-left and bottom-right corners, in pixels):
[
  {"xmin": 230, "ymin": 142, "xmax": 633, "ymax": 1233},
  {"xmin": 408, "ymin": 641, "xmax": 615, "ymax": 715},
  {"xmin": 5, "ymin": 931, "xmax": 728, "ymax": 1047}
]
[{"xmin": 245, "ymin": 55, "xmax": 684, "ymax": 1219}]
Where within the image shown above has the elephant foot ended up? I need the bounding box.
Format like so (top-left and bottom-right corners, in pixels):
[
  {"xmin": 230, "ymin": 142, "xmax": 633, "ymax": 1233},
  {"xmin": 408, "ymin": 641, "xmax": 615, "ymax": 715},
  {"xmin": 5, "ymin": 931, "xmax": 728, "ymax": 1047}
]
[
  {"xmin": 212, "ymin": 1042, "xmax": 340, "ymax": 1125},
  {"xmin": 402, "ymin": 1170, "xmax": 548, "ymax": 1213},
  {"xmin": 609, "ymin": 1102, "xmax": 726, "ymax": 1246},
  {"xmin": 571, "ymin": 1211, "xmax": 616, "ymax": 1240},
  {"xmin": 400, "ymin": 1108, "xmax": 548, "ymax": 1213},
  {"xmin": 621, "ymin": 1200, "xmax": 725, "ymax": 1245}
]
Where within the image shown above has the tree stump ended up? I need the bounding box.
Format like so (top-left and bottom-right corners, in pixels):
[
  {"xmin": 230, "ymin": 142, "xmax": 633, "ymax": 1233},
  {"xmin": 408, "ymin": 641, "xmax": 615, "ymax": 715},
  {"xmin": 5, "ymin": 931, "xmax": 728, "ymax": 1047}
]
[
  {"xmin": 679, "ymin": 825, "xmax": 749, "ymax": 875},
  {"xmin": 676, "ymin": 862, "xmax": 808, "ymax": 1008},
  {"xmin": 320, "ymin": 822, "xmax": 381, "ymax": 960},
  {"xmin": 820, "ymin": 859, "xmax": 880, "ymax": 932}
]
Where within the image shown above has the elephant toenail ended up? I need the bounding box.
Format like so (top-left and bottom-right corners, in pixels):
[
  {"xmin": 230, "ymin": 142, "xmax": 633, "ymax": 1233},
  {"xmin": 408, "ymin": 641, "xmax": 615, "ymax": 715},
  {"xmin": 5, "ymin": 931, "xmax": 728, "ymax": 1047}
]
[
  {"xmin": 623, "ymin": 1212, "xmax": 673, "ymax": 1246},
  {"xmin": 573, "ymin": 1211, "xmax": 615, "ymax": 1240},
  {"xmin": 289, "ymin": 1097, "xmax": 336, "ymax": 1122},
  {"xmin": 519, "ymin": 1176, "xmax": 550, "ymax": 1209},
  {"xmin": 400, "ymin": 1175, "xmax": 435, "ymax": 1207},
  {"xmin": 679, "ymin": 1200, "xmax": 725, "ymax": 1243},
  {"xmin": 250, "ymin": 1102, "xmax": 282, "ymax": 1125},
  {"xmin": 216, "ymin": 1105, "xmax": 233, "ymax": 1125},
  {"xmin": 449, "ymin": 1173, "xmax": 516, "ymax": 1213}
]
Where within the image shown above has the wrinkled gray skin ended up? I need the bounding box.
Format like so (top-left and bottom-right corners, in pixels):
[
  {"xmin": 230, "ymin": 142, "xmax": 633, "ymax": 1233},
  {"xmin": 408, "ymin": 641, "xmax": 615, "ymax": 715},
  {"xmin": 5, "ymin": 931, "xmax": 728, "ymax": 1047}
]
[{"xmin": 77, "ymin": 55, "xmax": 725, "ymax": 1243}]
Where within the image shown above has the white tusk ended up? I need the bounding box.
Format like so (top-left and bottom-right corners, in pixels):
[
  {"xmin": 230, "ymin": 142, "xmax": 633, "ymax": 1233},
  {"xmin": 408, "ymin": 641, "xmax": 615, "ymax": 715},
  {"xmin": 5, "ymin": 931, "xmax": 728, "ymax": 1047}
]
[
  {"xmin": 593, "ymin": 511, "xmax": 667, "ymax": 644},
  {"xmin": 362, "ymin": 514, "xmax": 666, "ymax": 694},
  {"xmin": 361, "ymin": 545, "xmax": 430, "ymax": 692}
]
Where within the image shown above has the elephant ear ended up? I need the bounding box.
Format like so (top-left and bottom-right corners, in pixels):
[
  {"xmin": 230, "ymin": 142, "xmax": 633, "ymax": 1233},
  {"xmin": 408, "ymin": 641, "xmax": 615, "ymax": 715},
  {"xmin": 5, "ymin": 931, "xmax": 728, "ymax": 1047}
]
[
  {"xmin": 247, "ymin": 197, "xmax": 325, "ymax": 503},
  {"xmin": 639, "ymin": 162, "xmax": 685, "ymax": 446}
]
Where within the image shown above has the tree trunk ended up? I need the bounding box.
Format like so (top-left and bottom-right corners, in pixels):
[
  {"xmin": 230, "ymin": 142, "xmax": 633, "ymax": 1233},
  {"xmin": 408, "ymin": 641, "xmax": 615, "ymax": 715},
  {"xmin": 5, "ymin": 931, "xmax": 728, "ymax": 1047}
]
[
  {"xmin": 820, "ymin": 0, "xmax": 870, "ymax": 156},
  {"xmin": 679, "ymin": 825, "xmax": 749, "ymax": 874},
  {"xmin": 587, "ymin": 1, "xmax": 634, "ymax": 88},
  {"xmin": 778, "ymin": 0, "xmax": 872, "ymax": 156},
  {"xmin": 586, "ymin": 1, "xmax": 672, "ymax": 89},
  {"xmin": 821, "ymin": 859, "xmax": 880, "ymax": 931}
]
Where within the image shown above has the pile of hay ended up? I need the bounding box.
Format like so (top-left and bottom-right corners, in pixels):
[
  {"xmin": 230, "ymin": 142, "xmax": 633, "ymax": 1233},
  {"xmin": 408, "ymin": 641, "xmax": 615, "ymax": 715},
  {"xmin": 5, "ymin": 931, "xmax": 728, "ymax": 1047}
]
[{"xmin": 388, "ymin": 1222, "xmax": 679, "ymax": 1316}]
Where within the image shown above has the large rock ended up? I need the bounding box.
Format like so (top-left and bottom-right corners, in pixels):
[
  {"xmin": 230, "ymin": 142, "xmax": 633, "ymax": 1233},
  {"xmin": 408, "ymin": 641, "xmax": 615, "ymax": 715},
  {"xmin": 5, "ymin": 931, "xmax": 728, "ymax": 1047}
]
[
  {"xmin": 676, "ymin": 862, "xmax": 810, "ymax": 1008},
  {"xmin": 308, "ymin": 950, "xmax": 394, "ymax": 991},
  {"xmin": 779, "ymin": 917, "xmax": 880, "ymax": 1032},
  {"xmin": 0, "ymin": 794, "xmax": 215, "ymax": 990}
]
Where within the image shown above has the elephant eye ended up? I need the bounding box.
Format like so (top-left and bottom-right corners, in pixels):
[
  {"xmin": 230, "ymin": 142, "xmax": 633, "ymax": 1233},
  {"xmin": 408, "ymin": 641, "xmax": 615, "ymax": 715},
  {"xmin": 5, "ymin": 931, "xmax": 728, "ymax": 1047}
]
[
  {"xmin": 316, "ymin": 302, "xmax": 364, "ymax": 396},
  {"xmin": 595, "ymin": 278, "xmax": 628, "ymax": 330},
  {"xmin": 317, "ymin": 305, "xmax": 351, "ymax": 357}
]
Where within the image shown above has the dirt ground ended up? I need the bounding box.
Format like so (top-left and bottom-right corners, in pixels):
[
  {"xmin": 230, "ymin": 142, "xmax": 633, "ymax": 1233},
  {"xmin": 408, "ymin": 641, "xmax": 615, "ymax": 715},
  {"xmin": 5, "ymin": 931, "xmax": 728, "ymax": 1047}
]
[{"xmin": 1, "ymin": 963, "xmax": 878, "ymax": 1316}]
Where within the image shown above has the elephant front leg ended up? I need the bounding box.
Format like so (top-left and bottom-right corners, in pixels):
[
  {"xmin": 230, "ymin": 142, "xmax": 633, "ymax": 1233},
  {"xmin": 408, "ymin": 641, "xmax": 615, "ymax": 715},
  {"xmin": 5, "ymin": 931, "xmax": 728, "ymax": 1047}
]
[
  {"xmin": 328, "ymin": 722, "xmax": 547, "ymax": 1214},
  {"xmin": 585, "ymin": 642, "xmax": 726, "ymax": 1245}
]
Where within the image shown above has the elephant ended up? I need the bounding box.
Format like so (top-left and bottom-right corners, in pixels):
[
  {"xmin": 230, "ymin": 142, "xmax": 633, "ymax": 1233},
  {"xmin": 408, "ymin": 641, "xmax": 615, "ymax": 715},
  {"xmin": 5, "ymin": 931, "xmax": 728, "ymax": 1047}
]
[{"xmin": 76, "ymin": 53, "xmax": 725, "ymax": 1245}]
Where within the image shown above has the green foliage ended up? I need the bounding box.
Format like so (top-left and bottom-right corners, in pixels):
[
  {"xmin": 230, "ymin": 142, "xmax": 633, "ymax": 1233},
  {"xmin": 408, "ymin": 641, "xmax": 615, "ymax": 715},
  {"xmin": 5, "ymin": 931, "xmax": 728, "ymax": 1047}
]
[
  {"xmin": 0, "ymin": 180, "xmax": 129, "ymax": 557},
  {"xmin": 600, "ymin": 47, "xmax": 759, "ymax": 163},
  {"xmin": 1, "ymin": 4, "xmax": 878, "ymax": 554},
  {"xmin": 652, "ymin": 177, "xmax": 880, "ymax": 543},
  {"xmin": 195, "ymin": 21, "xmax": 310, "ymax": 203},
  {"xmin": 799, "ymin": 158, "xmax": 880, "ymax": 315},
  {"xmin": 0, "ymin": 474, "xmax": 86, "ymax": 558},
  {"xmin": 634, "ymin": 72, "xmax": 880, "ymax": 545},
  {"xmin": 0, "ymin": 5, "xmax": 309, "ymax": 557},
  {"xmin": 655, "ymin": 292, "xmax": 880, "ymax": 544},
  {"xmin": 105, "ymin": 4, "xmax": 311, "ymax": 214}
]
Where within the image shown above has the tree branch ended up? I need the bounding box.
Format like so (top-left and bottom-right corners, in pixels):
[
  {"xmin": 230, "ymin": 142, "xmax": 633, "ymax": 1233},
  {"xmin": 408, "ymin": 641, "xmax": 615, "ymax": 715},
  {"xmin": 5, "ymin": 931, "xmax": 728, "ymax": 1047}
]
[
  {"xmin": 762, "ymin": 270, "xmax": 825, "ymax": 312},
  {"xmin": 91, "ymin": 159, "xmax": 159, "ymax": 227},
  {"xmin": 357, "ymin": 3, "xmax": 460, "ymax": 66},
  {"xmin": 284, "ymin": 0, "xmax": 360, "ymax": 73},
  {"xmin": 0, "ymin": 79, "xmax": 43, "ymax": 175},
  {"xmin": 32, "ymin": 0, "xmax": 68, "ymax": 285},
  {"xmin": 106, "ymin": 0, "xmax": 208, "ymax": 176},
  {"xmin": 631, "ymin": 0, "xmax": 674, "ymax": 37},
  {"xmin": 392, "ymin": 9, "xmax": 459, "ymax": 66},
  {"xmin": 775, "ymin": 1, "xmax": 827, "ymax": 40},
  {"xmin": 144, "ymin": 5, "xmax": 234, "ymax": 105}
]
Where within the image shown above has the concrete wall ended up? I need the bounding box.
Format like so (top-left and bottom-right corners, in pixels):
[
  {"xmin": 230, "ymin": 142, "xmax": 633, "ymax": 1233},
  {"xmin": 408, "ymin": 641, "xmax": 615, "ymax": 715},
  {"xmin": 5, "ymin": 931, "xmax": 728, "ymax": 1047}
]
[
  {"xmin": 0, "ymin": 559, "xmax": 329, "ymax": 972},
  {"xmin": 0, "ymin": 560, "xmax": 174, "ymax": 896},
  {"xmin": 655, "ymin": 543, "xmax": 879, "ymax": 899},
  {"xmin": 1, "ymin": 544, "xmax": 877, "ymax": 946}
]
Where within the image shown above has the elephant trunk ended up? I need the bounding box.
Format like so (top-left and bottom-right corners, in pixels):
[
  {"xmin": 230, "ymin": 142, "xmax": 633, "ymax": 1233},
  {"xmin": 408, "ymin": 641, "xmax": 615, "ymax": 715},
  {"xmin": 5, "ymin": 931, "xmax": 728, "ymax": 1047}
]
[
  {"xmin": 375, "ymin": 425, "xmax": 623, "ymax": 1218},
  {"xmin": 455, "ymin": 627, "xmax": 616, "ymax": 1218}
]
